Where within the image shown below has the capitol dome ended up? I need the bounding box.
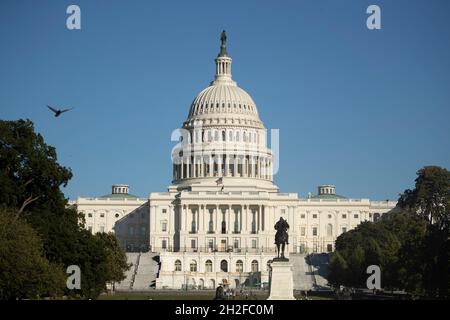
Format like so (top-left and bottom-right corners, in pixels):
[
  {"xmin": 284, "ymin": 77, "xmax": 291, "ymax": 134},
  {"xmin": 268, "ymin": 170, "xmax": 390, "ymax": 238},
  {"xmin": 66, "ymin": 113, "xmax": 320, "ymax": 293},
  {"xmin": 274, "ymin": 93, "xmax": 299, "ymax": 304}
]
[
  {"xmin": 188, "ymin": 84, "xmax": 259, "ymax": 119},
  {"xmin": 172, "ymin": 31, "xmax": 276, "ymax": 192},
  {"xmin": 184, "ymin": 31, "xmax": 263, "ymax": 129}
]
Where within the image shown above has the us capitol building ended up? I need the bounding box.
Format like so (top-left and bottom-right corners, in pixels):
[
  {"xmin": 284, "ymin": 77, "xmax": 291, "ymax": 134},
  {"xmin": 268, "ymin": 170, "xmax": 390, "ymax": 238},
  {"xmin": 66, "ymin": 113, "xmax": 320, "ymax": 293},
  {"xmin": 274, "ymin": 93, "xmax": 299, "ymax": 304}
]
[{"xmin": 71, "ymin": 32, "xmax": 396, "ymax": 290}]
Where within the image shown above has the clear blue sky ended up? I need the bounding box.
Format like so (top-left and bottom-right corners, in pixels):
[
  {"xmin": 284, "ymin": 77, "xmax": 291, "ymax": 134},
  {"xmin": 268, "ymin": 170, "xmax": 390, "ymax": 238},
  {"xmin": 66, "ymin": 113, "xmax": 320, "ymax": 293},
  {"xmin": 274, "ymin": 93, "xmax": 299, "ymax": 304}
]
[{"xmin": 1, "ymin": 0, "xmax": 449, "ymax": 200}]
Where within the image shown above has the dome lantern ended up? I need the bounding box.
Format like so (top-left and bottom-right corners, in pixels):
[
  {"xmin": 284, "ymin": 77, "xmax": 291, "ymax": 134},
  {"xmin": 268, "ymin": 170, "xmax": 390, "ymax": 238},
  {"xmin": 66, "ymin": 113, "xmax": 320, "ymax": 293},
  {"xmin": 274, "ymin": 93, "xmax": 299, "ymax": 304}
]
[{"xmin": 212, "ymin": 30, "xmax": 235, "ymax": 86}]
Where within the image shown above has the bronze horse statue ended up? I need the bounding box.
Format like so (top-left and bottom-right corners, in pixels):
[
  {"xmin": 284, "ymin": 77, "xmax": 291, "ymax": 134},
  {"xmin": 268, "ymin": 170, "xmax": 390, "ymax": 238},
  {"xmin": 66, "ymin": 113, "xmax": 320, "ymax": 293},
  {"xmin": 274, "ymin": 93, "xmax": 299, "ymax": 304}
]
[{"xmin": 274, "ymin": 217, "xmax": 289, "ymax": 260}]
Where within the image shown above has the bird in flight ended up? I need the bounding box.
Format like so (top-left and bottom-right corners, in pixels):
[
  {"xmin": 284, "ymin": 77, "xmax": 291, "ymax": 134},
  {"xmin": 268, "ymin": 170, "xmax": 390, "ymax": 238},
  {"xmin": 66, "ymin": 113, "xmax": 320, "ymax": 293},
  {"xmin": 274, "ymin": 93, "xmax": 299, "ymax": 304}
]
[{"xmin": 47, "ymin": 105, "xmax": 74, "ymax": 117}]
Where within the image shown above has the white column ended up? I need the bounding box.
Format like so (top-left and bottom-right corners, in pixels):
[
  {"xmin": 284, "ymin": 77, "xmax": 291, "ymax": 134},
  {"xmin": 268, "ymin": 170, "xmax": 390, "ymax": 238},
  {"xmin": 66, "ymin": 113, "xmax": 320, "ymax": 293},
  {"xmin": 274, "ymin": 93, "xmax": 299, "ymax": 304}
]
[
  {"xmin": 228, "ymin": 205, "xmax": 232, "ymax": 234},
  {"xmin": 184, "ymin": 205, "xmax": 188, "ymax": 232},
  {"xmin": 181, "ymin": 158, "xmax": 184, "ymax": 179},
  {"xmin": 197, "ymin": 207, "xmax": 200, "ymax": 232},
  {"xmin": 244, "ymin": 205, "xmax": 248, "ymax": 233},
  {"xmin": 269, "ymin": 159, "xmax": 272, "ymax": 180},
  {"xmin": 199, "ymin": 205, "xmax": 204, "ymax": 232},
  {"xmin": 240, "ymin": 207, "xmax": 243, "ymax": 232},
  {"xmin": 200, "ymin": 156, "xmax": 204, "ymax": 178},
  {"xmin": 215, "ymin": 205, "xmax": 219, "ymax": 232},
  {"xmin": 186, "ymin": 157, "xmax": 190, "ymax": 178},
  {"xmin": 255, "ymin": 157, "xmax": 259, "ymax": 178},
  {"xmin": 209, "ymin": 156, "xmax": 214, "ymax": 177},
  {"xmin": 261, "ymin": 205, "xmax": 266, "ymax": 231},
  {"xmin": 257, "ymin": 205, "xmax": 261, "ymax": 232},
  {"xmin": 218, "ymin": 155, "xmax": 222, "ymax": 177},
  {"xmin": 264, "ymin": 158, "xmax": 267, "ymax": 179}
]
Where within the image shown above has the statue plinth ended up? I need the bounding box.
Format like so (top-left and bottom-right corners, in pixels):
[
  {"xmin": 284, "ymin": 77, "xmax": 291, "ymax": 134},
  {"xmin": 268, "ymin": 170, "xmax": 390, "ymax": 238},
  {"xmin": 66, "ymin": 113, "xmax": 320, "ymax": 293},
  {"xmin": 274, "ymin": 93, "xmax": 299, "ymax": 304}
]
[
  {"xmin": 267, "ymin": 260, "xmax": 295, "ymax": 300},
  {"xmin": 272, "ymin": 257, "xmax": 289, "ymax": 262}
]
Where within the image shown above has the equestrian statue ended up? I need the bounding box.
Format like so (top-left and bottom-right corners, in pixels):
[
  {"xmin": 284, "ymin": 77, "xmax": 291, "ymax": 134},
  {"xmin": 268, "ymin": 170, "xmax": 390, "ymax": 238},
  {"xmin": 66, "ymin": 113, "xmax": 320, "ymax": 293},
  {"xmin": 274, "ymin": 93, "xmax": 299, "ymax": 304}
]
[{"xmin": 274, "ymin": 217, "xmax": 290, "ymax": 261}]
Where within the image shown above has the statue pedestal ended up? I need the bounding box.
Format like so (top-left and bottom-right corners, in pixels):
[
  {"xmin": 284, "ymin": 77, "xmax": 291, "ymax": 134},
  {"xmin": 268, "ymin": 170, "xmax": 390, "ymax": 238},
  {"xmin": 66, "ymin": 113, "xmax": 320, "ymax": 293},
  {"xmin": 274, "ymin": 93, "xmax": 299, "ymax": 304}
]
[{"xmin": 267, "ymin": 260, "xmax": 295, "ymax": 300}]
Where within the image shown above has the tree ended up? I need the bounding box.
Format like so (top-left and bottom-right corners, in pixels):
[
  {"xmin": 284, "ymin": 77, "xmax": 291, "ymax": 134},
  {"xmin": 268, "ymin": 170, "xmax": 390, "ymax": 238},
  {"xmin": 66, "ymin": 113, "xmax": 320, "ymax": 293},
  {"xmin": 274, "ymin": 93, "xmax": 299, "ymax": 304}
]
[
  {"xmin": 330, "ymin": 166, "xmax": 450, "ymax": 298},
  {"xmin": 0, "ymin": 119, "xmax": 72, "ymax": 216},
  {"xmin": 0, "ymin": 119, "xmax": 130, "ymax": 299},
  {"xmin": 346, "ymin": 245, "xmax": 366, "ymax": 288},
  {"xmin": 398, "ymin": 166, "xmax": 450, "ymax": 298},
  {"xmin": 330, "ymin": 211, "xmax": 427, "ymax": 292},
  {"xmin": 327, "ymin": 251, "xmax": 348, "ymax": 288},
  {"xmin": 0, "ymin": 208, "xmax": 66, "ymax": 299},
  {"xmin": 96, "ymin": 232, "xmax": 131, "ymax": 286},
  {"xmin": 398, "ymin": 166, "xmax": 450, "ymax": 231}
]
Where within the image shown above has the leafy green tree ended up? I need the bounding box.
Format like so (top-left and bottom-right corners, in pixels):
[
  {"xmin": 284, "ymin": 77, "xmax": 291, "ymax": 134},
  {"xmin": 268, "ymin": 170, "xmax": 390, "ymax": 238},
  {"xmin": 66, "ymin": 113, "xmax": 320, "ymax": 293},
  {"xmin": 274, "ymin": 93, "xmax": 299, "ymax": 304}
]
[
  {"xmin": 330, "ymin": 166, "xmax": 450, "ymax": 298},
  {"xmin": 0, "ymin": 119, "xmax": 130, "ymax": 299},
  {"xmin": 0, "ymin": 208, "xmax": 66, "ymax": 299},
  {"xmin": 96, "ymin": 232, "xmax": 131, "ymax": 287},
  {"xmin": 399, "ymin": 166, "xmax": 450, "ymax": 230},
  {"xmin": 0, "ymin": 119, "xmax": 72, "ymax": 216},
  {"xmin": 327, "ymin": 251, "xmax": 348, "ymax": 288},
  {"xmin": 398, "ymin": 166, "xmax": 450, "ymax": 298},
  {"xmin": 346, "ymin": 245, "xmax": 366, "ymax": 287}
]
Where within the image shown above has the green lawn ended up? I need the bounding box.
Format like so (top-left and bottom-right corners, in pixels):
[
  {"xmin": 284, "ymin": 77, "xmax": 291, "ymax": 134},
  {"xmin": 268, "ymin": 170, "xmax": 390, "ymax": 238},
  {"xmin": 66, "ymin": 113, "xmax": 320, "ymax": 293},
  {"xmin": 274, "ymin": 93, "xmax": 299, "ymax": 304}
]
[{"xmin": 98, "ymin": 291, "xmax": 333, "ymax": 300}]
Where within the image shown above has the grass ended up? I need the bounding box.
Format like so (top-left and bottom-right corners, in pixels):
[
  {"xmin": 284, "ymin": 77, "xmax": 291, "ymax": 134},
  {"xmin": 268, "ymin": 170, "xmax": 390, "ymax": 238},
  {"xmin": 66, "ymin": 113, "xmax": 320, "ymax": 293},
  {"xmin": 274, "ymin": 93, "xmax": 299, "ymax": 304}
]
[{"xmin": 98, "ymin": 290, "xmax": 333, "ymax": 300}]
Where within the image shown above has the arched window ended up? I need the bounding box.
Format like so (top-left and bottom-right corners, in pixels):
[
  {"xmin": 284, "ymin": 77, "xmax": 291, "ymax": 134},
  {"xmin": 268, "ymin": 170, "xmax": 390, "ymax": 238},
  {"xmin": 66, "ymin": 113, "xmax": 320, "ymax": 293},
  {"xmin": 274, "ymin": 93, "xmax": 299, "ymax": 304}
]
[
  {"xmin": 222, "ymin": 131, "xmax": 226, "ymax": 141},
  {"xmin": 236, "ymin": 260, "xmax": 243, "ymax": 273},
  {"xmin": 251, "ymin": 260, "xmax": 259, "ymax": 272},
  {"xmin": 205, "ymin": 260, "xmax": 213, "ymax": 272},
  {"xmin": 214, "ymin": 131, "xmax": 219, "ymax": 141},
  {"xmin": 175, "ymin": 260, "xmax": 182, "ymax": 271},
  {"xmin": 327, "ymin": 224, "xmax": 333, "ymax": 237},
  {"xmin": 220, "ymin": 260, "xmax": 228, "ymax": 272},
  {"xmin": 236, "ymin": 131, "xmax": 240, "ymax": 142},
  {"xmin": 190, "ymin": 260, "xmax": 197, "ymax": 272},
  {"xmin": 373, "ymin": 212, "xmax": 381, "ymax": 222},
  {"xmin": 229, "ymin": 131, "xmax": 233, "ymax": 141}
]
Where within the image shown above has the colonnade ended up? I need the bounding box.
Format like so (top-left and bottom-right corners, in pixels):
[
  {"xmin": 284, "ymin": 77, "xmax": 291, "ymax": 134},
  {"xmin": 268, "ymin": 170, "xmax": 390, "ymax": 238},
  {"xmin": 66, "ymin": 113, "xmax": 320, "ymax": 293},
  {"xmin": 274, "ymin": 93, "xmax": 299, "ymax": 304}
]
[{"xmin": 173, "ymin": 154, "xmax": 273, "ymax": 181}]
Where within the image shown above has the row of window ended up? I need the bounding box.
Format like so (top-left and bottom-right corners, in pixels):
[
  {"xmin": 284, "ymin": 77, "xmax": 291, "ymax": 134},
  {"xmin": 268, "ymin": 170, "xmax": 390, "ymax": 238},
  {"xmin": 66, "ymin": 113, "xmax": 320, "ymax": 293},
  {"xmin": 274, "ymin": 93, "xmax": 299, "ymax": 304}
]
[
  {"xmin": 190, "ymin": 102, "xmax": 256, "ymax": 116},
  {"xmin": 182, "ymin": 129, "xmax": 262, "ymax": 144},
  {"xmin": 161, "ymin": 238, "xmax": 259, "ymax": 250},
  {"xmin": 87, "ymin": 226, "xmax": 105, "ymax": 233},
  {"xmin": 300, "ymin": 213, "xmax": 361, "ymax": 219},
  {"xmin": 85, "ymin": 212, "xmax": 146, "ymax": 219},
  {"xmin": 175, "ymin": 259, "xmax": 262, "ymax": 273},
  {"xmin": 299, "ymin": 225, "xmax": 348, "ymax": 237},
  {"xmin": 186, "ymin": 117, "xmax": 259, "ymax": 127}
]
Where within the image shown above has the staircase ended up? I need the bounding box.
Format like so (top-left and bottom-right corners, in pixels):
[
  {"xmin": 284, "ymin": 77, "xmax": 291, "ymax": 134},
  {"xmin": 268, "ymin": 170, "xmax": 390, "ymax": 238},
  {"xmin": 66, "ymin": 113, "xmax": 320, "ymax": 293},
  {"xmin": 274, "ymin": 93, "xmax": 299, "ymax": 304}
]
[
  {"xmin": 290, "ymin": 254, "xmax": 315, "ymax": 291},
  {"xmin": 115, "ymin": 252, "xmax": 139, "ymax": 291},
  {"xmin": 130, "ymin": 252, "xmax": 141, "ymax": 290},
  {"xmin": 307, "ymin": 253, "xmax": 330, "ymax": 289},
  {"xmin": 132, "ymin": 252, "xmax": 160, "ymax": 291}
]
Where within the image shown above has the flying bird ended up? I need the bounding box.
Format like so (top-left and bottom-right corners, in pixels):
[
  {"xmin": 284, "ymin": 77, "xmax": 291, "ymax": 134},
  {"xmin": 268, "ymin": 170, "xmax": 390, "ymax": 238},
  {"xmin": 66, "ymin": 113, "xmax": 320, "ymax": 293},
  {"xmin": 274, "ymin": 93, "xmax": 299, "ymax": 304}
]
[{"xmin": 47, "ymin": 105, "xmax": 74, "ymax": 117}]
